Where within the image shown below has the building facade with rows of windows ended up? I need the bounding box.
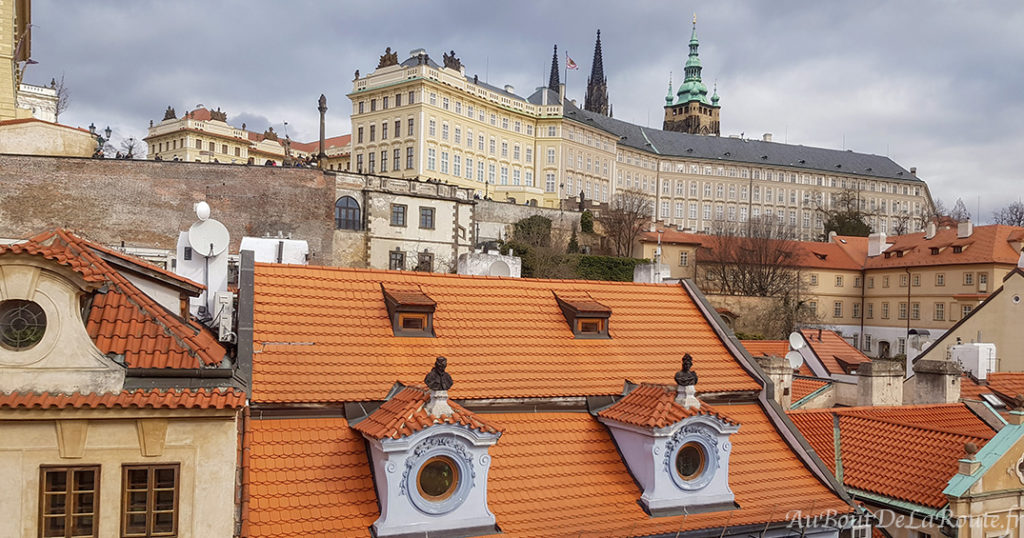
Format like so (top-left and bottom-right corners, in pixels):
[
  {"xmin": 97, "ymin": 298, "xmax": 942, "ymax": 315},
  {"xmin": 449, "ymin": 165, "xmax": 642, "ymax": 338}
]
[{"xmin": 350, "ymin": 38, "xmax": 933, "ymax": 240}]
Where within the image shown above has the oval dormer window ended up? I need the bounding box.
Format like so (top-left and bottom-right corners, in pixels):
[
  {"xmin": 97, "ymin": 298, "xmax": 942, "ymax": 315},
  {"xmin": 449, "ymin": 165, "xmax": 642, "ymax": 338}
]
[
  {"xmin": 675, "ymin": 442, "xmax": 706, "ymax": 481},
  {"xmin": 0, "ymin": 300, "xmax": 46, "ymax": 350},
  {"xmin": 418, "ymin": 456, "xmax": 459, "ymax": 501}
]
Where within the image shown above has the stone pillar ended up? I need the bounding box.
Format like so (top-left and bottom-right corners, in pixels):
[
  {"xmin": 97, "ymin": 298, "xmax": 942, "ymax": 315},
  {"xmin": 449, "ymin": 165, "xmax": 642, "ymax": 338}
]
[
  {"xmin": 912, "ymin": 359, "xmax": 961, "ymax": 405},
  {"xmin": 856, "ymin": 360, "xmax": 904, "ymax": 407},
  {"xmin": 755, "ymin": 355, "xmax": 793, "ymax": 409}
]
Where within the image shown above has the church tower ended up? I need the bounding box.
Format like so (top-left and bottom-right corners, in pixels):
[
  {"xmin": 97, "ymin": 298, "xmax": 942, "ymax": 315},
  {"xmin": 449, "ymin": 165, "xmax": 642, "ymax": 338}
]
[
  {"xmin": 663, "ymin": 16, "xmax": 720, "ymax": 135},
  {"xmin": 584, "ymin": 30, "xmax": 610, "ymax": 116},
  {"xmin": 548, "ymin": 45, "xmax": 560, "ymax": 91}
]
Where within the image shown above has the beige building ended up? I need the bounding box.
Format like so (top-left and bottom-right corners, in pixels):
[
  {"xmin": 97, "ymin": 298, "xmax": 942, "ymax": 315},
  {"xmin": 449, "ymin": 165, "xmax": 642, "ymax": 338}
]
[
  {"xmin": 349, "ymin": 42, "xmax": 933, "ymax": 239},
  {"xmin": 0, "ymin": 229, "xmax": 244, "ymax": 537}
]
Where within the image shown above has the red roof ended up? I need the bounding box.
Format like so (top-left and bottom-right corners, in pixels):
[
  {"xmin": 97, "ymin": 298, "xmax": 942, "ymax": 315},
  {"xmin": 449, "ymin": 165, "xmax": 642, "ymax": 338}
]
[
  {"xmin": 800, "ymin": 329, "xmax": 871, "ymax": 375},
  {"xmin": 788, "ymin": 404, "xmax": 997, "ymax": 508},
  {"xmin": 352, "ymin": 386, "xmax": 500, "ymax": 440},
  {"xmin": 252, "ymin": 265, "xmax": 762, "ymax": 403},
  {"xmin": 638, "ymin": 228, "xmax": 704, "ymax": 245},
  {"xmin": 864, "ymin": 224, "xmax": 1024, "ymax": 269},
  {"xmin": 1, "ymin": 230, "xmax": 226, "ymax": 369},
  {"xmin": 792, "ymin": 377, "xmax": 830, "ymax": 402},
  {"xmin": 962, "ymin": 373, "xmax": 1024, "ymax": 406},
  {"xmin": 186, "ymin": 107, "xmax": 213, "ymax": 121},
  {"xmin": 245, "ymin": 403, "xmax": 851, "ymax": 537},
  {"xmin": 0, "ymin": 388, "xmax": 244, "ymax": 410},
  {"xmin": 288, "ymin": 134, "xmax": 351, "ymax": 154},
  {"xmin": 740, "ymin": 339, "xmax": 789, "ymax": 358},
  {"xmin": 596, "ymin": 383, "xmax": 737, "ymax": 429}
]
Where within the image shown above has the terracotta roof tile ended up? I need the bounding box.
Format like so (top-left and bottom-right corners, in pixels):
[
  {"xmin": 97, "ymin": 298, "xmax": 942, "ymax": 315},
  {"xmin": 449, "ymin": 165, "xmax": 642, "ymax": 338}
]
[
  {"xmin": 252, "ymin": 265, "xmax": 761, "ymax": 403},
  {"xmin": 792, "ymin": 377, "xmax": 830, "ymax": 403},
  {"xmin": 597, "ymin": 383, "xmax": 737, "ymax": 429},
  {"xmin": 800, "ymin": 329, "xmax": 870, "ymax": 375},
  {"xmin": 788, "ymin": 404, "xmax": 996, "ymax": 508},
  {"xmin": 865, "ymin": 224, "xmax": 1024, "ymax": 269},
  {"xmin": 740, "ymin": 340, "xmax": 789, "ymax": 359},
  {"xmin": 243, "ymin": 417, "xmax": 377, "ymax": 538},
  {"xmin": 353, "ymin": 386, "xmax": 500, "ymax": 440},
  {"xmin": 0, "ymin": 388, "xmax": 244, "ymax": 409},
  {"xmin": 2, "ymin": 230, "xmax": 226, "ymax": 369}
]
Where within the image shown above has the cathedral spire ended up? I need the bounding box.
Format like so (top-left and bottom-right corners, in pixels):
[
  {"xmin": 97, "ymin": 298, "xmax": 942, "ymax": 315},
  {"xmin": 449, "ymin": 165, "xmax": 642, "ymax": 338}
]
[
  {"xmin": 584, "ymin": 29, "xmax": 610, "ymax": 116},
  {"xmin": 548, "ymin": 45, "xmax": 560, "ymax": 90},
  {"xmin": 665, "ymin": 72, "xmax": 674, "ymax": 106}
]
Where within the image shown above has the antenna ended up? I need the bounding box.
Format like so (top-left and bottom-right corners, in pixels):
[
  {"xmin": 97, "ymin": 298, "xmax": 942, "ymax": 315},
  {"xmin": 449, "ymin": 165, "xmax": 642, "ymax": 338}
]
[
  {"xmin": 785, "ymin": 350, "xmax": 804, "ymax": 370},
  {"xmin": 788, "ymin": 331, "xmax": 806, "ymax": 351}
]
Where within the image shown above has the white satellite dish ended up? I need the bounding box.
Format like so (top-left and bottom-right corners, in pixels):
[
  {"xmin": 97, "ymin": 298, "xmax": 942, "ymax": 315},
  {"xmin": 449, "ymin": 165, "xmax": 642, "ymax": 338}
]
[
  {"xmin": 788, "ymin": 331, "xmax": 806, "ymax": 351},
  {"xmin": 786, "ymin": 350, "xmax": 805, "ymax": 370},
  {"xmin": 195, "ymin": 201, "xmax": 211, "ymax": 221},
  {"xmin": 188, "ymin": 219, "xmax": 230, "ymax": 257}
]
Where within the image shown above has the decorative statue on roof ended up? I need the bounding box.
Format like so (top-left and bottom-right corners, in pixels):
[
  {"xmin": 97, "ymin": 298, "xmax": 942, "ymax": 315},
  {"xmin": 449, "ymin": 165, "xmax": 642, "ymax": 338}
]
[
  {"xmin": 443, "ymin": 50, "xmax": 462, "ymax": 71},
  {"xmin": 675, "ymin": 354, "xmax": 698, "ymax": 387},
  {"xmin": 263, "ymin": 126, "xmax": 278, "ymax": 141},
  {"xmin": 354, "ymin": 69, "xmax": 359, "ymax": 80},
  {"xmin": 163, "ymin": 106, "xmax": 176, "ymax": 121},
  {"xmin": 377, "ymin": 46, "xmax": 399, "ymax": 68},
  {"xmin": 424, "ymin": 356, "xmax": 453, "ymax": 391},
  {"xmin": 210, "ymin": 107, "xmax": 227, "ymax": 122}
]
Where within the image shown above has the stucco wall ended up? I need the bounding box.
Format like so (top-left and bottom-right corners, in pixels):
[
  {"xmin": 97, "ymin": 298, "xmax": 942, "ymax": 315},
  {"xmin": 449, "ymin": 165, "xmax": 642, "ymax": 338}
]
[
  {"xmin": 474, "ymin": 199, "xmax": 580, "ymax": 244},
  {"xmin": 0, "ymin": 122, "xmax": 96, "ymax": 157}
]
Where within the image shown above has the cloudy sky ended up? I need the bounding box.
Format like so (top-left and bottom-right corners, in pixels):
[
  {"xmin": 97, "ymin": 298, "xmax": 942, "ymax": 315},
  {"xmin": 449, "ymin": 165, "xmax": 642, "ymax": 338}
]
[{"xmin": 30, "ymin": 1, "xmax": 1024, "ymax": 221}]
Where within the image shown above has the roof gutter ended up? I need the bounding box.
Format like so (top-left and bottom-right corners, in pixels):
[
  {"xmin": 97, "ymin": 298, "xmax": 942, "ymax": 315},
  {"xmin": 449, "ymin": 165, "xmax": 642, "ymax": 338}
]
[{"xmin": 680, "ymin": 278, "xmax": 860, "ymax": 509}]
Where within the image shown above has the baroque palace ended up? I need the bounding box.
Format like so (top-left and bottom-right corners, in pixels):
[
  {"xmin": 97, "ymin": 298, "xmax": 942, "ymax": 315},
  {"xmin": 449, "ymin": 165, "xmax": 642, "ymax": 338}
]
[{"xmin": 349, "ymin": 22, "xmax": 934, "ymax": 240}]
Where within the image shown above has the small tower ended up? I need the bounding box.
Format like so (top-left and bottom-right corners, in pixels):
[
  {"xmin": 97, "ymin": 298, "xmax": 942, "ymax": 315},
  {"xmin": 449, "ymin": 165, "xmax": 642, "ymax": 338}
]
[
  {"xmin": 584, "ymin": 30, "xmax": 610, "ymax": 116},
  {"xmin": 663, "ymin": 15, "xmax": 721, "ymax": 136}
]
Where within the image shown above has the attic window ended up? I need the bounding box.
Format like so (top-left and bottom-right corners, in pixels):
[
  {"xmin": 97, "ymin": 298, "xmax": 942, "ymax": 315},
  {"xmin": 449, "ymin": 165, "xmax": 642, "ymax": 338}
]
[
  {"xmin": 554, "ymin": 293, "xmax": 611, "ymax": 339},
  {"xmin": 884, "ymin": 252, "xmax": 891, "ymax": 259},
  {"xmin": 675, "ymin": 442, "xmax": 706, "ymax": 481},
  {"xmin": 813, "ymin": 252, "xmax": 827, "ymax": 261},
  {"xmin": 953, "ymin": 245, "xmax": 963, "ymax": 254},
  {"xmin": 896, "ymin": 250, "xmax": 904, "ymax": 258},
  {"xmin": 382, "ymin": 285, "xmax": 436, "ymax": 337},
  {"xmin": 930, "ymin": 247, "xmax": 940, "ymax": 255}
]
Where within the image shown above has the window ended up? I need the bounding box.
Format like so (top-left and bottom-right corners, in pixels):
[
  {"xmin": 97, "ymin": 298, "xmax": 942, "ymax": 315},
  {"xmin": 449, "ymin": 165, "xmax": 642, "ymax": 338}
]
[
  {"xmin": 121, "ymin": 465, "xmax": 179, "ymax": 537},
  {"xmin": 358, "ymin": 101, "xmax": 365, "ymax": 114},
  {"xmin": 368, "ymin": 152, "xmax": 376, "ymax": 173},
  {"xmin": 679, "ymin": 252, "xmax": 689, "ymax": 267},
  {"xmin": 389, "ymin": 250, "xmax": 405, "ymax": 270},
  {"xmin": 390, "ymin": 204, "xmax": 407, "ymax": 227},
  {"xmin": 936, "ymin": 273, "xmax": 945, "ymax": 286},
  {"xmin": 208, "ymin": 142, "xmax": 215, "ymax": 152},
  {"xmin": 419, "ymin": 207, "xmax": 435, "ymax": 229},
  {"xmin": 381, "ymin": 122, "xmax": 388, "ymax": 140},
  {"xmin": 415, "ymin": 252, "xmax": 434, "ymax": 272},
  {"xmin": 370, "ymin": 98, "xmax": 377, "ymax": 111},
  {"xmin": 854, "ymin": 277, "xmax": 862, "ymax": 288},
  {"xmin": 864, "ymin": 334, "xmax": 872, "ymax": 351},
  {"xmin": 934, "ymin": 302, "xmax": 945, "ymax": 321},
  {"xmin": 962, "ymin": 304, "xmax": 973, "ymax": 318},
  {"xmin": 867, "ymin": 303, "xmax": 874, "ymax": 319},
  {"xmin": 395, "ymin": 94, "xmax": 402, "ymax": 107},
  {"xmin": 426, "ymin": 148, "xmax": 436, "ymax": 171},
  {"xmin": 912, "ymin": 274, "xmax": 921, "ymax": 287},
  {"xmin": 882, "ymin": 302, "xmax": 890, "ymax": 319},
  {"xmin": 852, "ymin": 303, "xmax": 861, "ymax": 318},
  {"xmin": 428, "ymin": 119, "xmax": 436, "ymax": 137},
  {"xmin": 409, "ymin": 91, "xmax": 415, "ymax": 104},
  {"xmin": 576, "ymin": 318, "xmax": 605, "ymax": 335},
  {"xmin": 835, "ymin": 275, "xmax": 844, "ymax": 287},
  {"xmin": 381, "ymin": 150, "xmax": 388, "ymax": 171},
  {"xmin": 334, "ymin": 196, "xmax": 361, "ymax": 230},
  {"xmin": 911, "ymin": 302, "xmax": 920, "ymax": 320},
  {"xmin": 868, "ymin": 277, "xmax": 874, "ymax": 289},
  {"xmin": 417, "ymin": 456, "xmax": 458, "ymax": 500},
  {"xmin": 1, "ymin": 299, "xmax": 46, "ymax": 350},
  {"xmin": 40, "ymin": 466, "xmax": 99, "ymax": 538},
  {"xmin": 883, "ymin": 276, "xmax": 890, "ymax": 288},
  {"xmin": 833, "ymin": 301, "xmax": 843, "ymax": 318},
  {"xmin": 675, "ymin": 442, "xmax": 706, "ymax": 481},
  {"xmin": 195, "ymin": 139, "xmax": 201, "ymax": 149},
  {"xmin": 979, "ymin": 273, "xmax": 988, "ymax": 287},
  {"xmin": 394, "ymin": 148, "xmax": 401, "ymax": 172},
  {"xmin": 964, "ymin": 272, "xmax": 974, "ymax": 285},
  {"xmin": 369, "ymin": 125, "xmax": 376, "ymax": 142},
  {"xmin": 408, "ymin": 117, "xmax": 414, "ymax": 135},
  {"xmin": 899, "ymin": 302, "xmax": 908, "ymax": 320},
  {"xmin": 221, "ymin": 144, "xmax": 227, "ymax": 154}
]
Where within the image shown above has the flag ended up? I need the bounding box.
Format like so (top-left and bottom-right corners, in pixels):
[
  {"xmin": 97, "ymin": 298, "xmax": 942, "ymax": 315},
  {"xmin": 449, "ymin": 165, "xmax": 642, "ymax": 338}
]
[{"xmin": 566, "ymin": 54, "xmax": 578, "ymax": 70}]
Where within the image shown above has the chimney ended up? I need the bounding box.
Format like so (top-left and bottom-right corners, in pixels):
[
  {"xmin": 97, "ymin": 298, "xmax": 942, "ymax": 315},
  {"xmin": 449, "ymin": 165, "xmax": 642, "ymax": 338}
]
[
  {"xmin": 910, "ymin": 167, "xmax": 917, "ymax": 176},
  {"xmin": 423, "ymin": 356, "xmax": 454, "ymax": 416},
  {"xmin": 754, "ymin": 355, "xmax": 793, "ymax": 408},
  {"xmin": 538, "ymin": 87, "xmax": 548, "ymax": 106},
  {"xmin": 856, "ymin": 360, "xmax": 904, "ymax": 406},
  {"xmin": 957, "ymin": 219, "xmax": 974, "ymax": 239},
  {"xmin": 867, "ymin": 232, "xmax": 888, "ymax": 257},
  {"xmin": 925, "ymin": 221, "xmax": 937, "ymax": 240},
  {"xmin": 828, "ymin": 230, "xmax": 838, "ymax": 243},
  {"xmin": 558, "ymin": 83, "xmax": 566, "ymax": 103},
  {"xmin": 912, "ymin": 359, "xmax": 961, "ymax": 404},
  {"xmin": 674, "ymin": 354, "xmax": 700, "ymax": 409},
  {"xmin": 762, "ymin": 133, "xmax": 772, "ymax": 142}
]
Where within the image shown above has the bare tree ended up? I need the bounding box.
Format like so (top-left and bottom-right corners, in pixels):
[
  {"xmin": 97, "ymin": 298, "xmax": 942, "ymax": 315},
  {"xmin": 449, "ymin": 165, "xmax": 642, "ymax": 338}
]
[
  {"xmin": 950, "ymin": 198, "xmax": 971, "ymax": 222},
  {"xmin": 891, "ymin": 212, "xmax": 912, "ymax": 236},
  {"xmin": 698, "ymin": 217, "xmax": 802, "ymax": 297},
  {"xmin": 992, "ymin": 201, "xmax": 1024, "ymax": 227},
  {"xmin": 602, "ymin": 189, "xmax": 653, "ymax": 257},
  {"xmin": 812, "ymin": 187, "xmax": 871, "ymax": 239},
  {"xmin": 53, "ymin": 74, "xmax": 70, "ymax": 121},
  {"xmin": 118, "ymin": 137, "xmax": 146, "ymax": 159}
]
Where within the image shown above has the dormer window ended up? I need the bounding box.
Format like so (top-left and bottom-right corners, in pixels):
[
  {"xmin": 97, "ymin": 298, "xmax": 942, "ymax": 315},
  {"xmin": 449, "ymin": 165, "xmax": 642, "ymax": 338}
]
[
  {"xmin": 554, "ymin": 293, "xmax": 611, "ymax": 339},
  {"xmin": 953, "ymin": 245, "xmax": 963, "ymax": 253},
  {"xmin": 382, "ymin": 285, "xmax": 436, "ymax": 337}
]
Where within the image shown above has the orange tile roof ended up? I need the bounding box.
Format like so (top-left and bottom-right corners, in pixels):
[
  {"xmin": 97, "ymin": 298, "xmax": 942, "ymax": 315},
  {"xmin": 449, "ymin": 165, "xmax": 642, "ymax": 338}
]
[
  {"xmin": 186, "ymin": 107, "xmax": 213, "ymax": 121},
  {"xmin": 243, "ymin": 417, "xmax": 378, "ymax": 538},
  {"xmin": 864, "ymin": 224, "xmax": 1024, "ymax": 269},
  {"xmin": 596, "ymin": 383, "xmax": 737, "ymax": 429},
  {"xmin": 695, "ymin": 236, "xmax": 864, "ymax": 271},
  {"xmin": 0, "ymin": 388, "xmax": 245, "ymax": 410},
  {"xmin": 252, "ymin": 265, "xmax": 762, "ymax": 403},
  {"xmin": 740, "ymin": 340, "xmax": 789, "ymax": 358},
  {"xmin": 245, "ymin": 404, "xmax": 850, "ymax": 537},
  {"xmin": 792, "ymin": 377, "xmax": 830, "ymax": 403},
  {"xmin": 2, "ymin": 230, "xmax": 226, "ymax": 369},
  {"xmin": 800, "ymin": 329, "xmax": 870, "ymax": 375},
  {"xmin": 788, "ymin": 404, "xmax": 996, "ymax": 508},
  {"xmin": 289, "ymin": 134, "xmax": 352, "ymax": 154},
  {"xmin": 638, "ymin": 228, "xmax": 704, "ymax": 245},
  {"xmin": 977, "ymin": 373, "xmax": 1024, "ymax": 405},
  {"xmin": 352, "ymin": 386, "xmax": 500, "ymax": 440}
]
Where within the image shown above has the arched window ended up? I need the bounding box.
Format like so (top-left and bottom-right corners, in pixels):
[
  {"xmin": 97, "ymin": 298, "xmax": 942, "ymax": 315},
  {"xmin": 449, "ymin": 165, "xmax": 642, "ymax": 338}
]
[{"xmin": 335, "ymin": 196, "xmax": 361, "ymax": 230}]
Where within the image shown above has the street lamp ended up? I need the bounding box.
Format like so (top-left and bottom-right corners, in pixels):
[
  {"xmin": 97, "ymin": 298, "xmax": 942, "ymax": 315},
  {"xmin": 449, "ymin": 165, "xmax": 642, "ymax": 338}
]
[{"xmin": 88, "ymin": 123, "xmax": 112, "ymax": 158}]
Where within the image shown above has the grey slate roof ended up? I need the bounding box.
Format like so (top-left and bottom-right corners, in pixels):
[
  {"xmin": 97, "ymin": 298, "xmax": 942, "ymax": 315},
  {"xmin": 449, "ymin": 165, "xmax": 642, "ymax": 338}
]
[
  {"xmin": 562, "ymin": 102, "xmax": 921, "ymax": 183},
  {"xmin": 526, "ymin": 87, "xmax": 561, "ymax": 105}
]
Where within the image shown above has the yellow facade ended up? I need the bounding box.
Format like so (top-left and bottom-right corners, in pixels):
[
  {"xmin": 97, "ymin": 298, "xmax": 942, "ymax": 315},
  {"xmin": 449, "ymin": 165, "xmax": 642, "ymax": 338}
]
[{"xmin": 145, "ymin": 110, "xmax": 284, "ymax": 164}]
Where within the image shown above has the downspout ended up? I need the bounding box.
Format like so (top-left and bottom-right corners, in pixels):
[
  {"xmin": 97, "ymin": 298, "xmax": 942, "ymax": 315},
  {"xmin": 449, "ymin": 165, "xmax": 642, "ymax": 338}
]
[{"xmin": 859, "ymin": 268, "xmax": 866, "ymax": 351}]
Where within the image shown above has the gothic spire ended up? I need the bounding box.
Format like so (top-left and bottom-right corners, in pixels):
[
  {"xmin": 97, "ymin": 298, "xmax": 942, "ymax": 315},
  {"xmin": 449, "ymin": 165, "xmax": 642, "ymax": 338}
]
[
  {"xmin": 584, "ymin": 29, "xmax": 610, "ymax": 116},
  {"xmin": 676, "ymin": 14, "xmax": 710, "ymax": 106},
  {"xmin": 548, "ymin": 45, "xmax": 560, "ymax": 90}
]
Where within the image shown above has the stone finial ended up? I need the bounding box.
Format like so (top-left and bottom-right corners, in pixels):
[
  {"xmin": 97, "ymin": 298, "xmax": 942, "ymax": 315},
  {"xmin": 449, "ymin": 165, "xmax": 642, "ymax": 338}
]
[
  {"xmin": 675, "ymin": 354, "xmax": 700, "ymax": 409},
  {"xmin": 964, "ymin": 442, "xmax": 979, "ymax": 457},
  {"xmin": 423, "ymin": 356, "xmax": 454, "ymax": 416}
]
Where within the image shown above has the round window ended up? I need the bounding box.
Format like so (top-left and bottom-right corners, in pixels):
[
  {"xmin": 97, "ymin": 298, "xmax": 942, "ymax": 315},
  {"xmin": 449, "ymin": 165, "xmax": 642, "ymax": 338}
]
[
  {"xmin": 0, "ymin": 300, "xmax": 47, "ymax": 350},
  {"xmin": 417, "ymin": 456, "xmax": 459, "ymax": 501},
  {"xmin": 675, "ymin": 442, "xmax": 706, "ymax": 481}
]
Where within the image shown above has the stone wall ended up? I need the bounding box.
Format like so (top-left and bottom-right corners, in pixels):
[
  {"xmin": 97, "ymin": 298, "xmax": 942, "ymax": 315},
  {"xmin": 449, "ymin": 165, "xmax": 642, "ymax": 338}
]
[
  {"xmin": 0, "ymin": 154, "xmax": 335, "ymax": 264},
  {"xmin": 474, "ymin": 199, "xmax": 581, "ymax": 245}
]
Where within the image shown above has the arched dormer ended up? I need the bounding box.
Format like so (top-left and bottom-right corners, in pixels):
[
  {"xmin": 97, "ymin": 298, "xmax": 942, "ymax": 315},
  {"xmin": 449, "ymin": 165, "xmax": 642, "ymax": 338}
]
[
  {"xmin": 353, "ymin": 358, "xmax": 502, "ymax": 537},
  {"xmin": 596, "ymin": 355, "xmax": 739, "ymax": 516}
]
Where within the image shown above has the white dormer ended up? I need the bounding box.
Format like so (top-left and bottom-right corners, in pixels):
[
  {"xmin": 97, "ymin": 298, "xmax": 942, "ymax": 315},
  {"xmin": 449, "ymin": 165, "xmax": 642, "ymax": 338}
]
[
  {"xmin": 354, "ymin": 359, "xmax": 501, "ymax": 537},
  {"xmin": 596, "ymin": 356, "xmax": 740, "ymax": 516}
]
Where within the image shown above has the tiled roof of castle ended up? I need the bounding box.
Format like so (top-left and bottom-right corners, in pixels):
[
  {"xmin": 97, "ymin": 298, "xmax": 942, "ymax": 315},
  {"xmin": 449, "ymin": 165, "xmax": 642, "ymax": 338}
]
[
  {"xmin": 251, "ymin": 265, "xmax": 762, "ymax": 403},
  {"xmin": 788, "ymin": 404, "xmax": 997, "ymax": 509},
  {"xmin": 352, "ymin": 386, "xmax": 500, "ymax": 440},
  {"xmin": 864, "ymin": 224, "xmax": 1024, "ymax": 269},
  {"xmin": 596, "ymin": 383, "xmax": 737, "ymax": 429},
  {"xmin": 800, "ymin": 329, "xmax": 871, "ymax": 375},
  {"xmin": 245, "ymin": 404, "xmax": 850, "ymax": 537},
  {"xmin": 0, "ymin": 388, "xmax": 244, "ymax": 410},
  {"xmin": 1, "ymin": 230, "xmax": 226, "ymax": 369}
]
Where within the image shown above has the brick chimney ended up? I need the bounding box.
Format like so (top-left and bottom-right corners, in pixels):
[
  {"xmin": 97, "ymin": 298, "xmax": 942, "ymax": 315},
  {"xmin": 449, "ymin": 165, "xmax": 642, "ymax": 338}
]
[
  {"xmin": 912, "ymin": 359, "xmax": 960, "ymax": 404},
  {"xmin": 856, "ymin": 360, "xmax": 904, "ymax": 406},
  {"xmin": 754, "ymin": 355, "xmax": 793, "ymax": 408}
]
